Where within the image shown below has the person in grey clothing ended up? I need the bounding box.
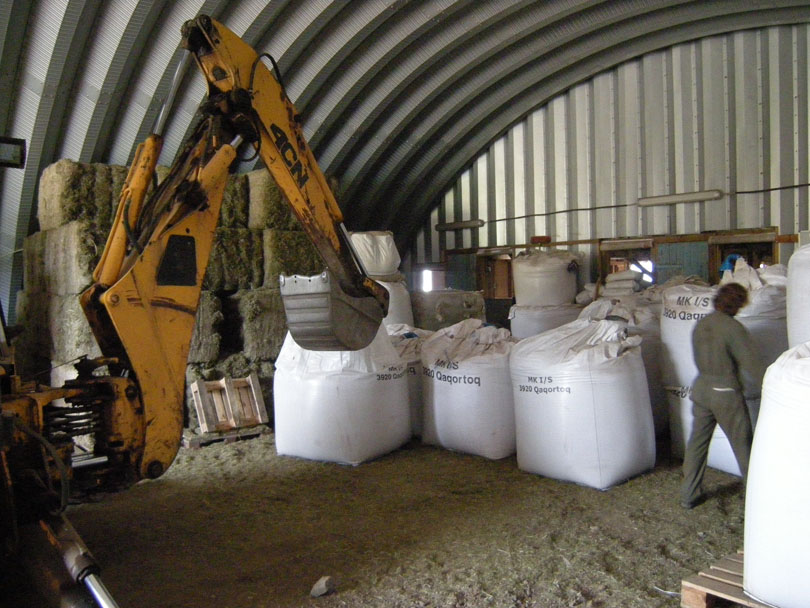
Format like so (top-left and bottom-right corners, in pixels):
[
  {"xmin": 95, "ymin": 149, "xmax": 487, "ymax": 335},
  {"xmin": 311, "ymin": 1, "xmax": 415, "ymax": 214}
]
[{"xmin": 681, "ymin": 282, "xmax": 766, "ymax": 509}]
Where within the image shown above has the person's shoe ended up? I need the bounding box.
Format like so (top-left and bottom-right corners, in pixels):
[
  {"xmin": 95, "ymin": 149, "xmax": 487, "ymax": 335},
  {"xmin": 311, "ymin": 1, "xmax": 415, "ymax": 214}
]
[{"xmin": 680, "ymin": 495, "xmax": 705, "ymax": 509}]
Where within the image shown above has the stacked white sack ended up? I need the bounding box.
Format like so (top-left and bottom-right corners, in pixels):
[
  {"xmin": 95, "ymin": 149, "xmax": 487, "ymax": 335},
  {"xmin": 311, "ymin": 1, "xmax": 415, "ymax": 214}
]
[
  {"xmin": 508, "ymin": 303, "xmax": 582, "ymax": 339},
  {"xmin": 601, "ymin": 269, "xmax": 643, "ymax": 298},
  {"xmin": 421, "ymin": 319, "xmax": 516, "ymax": 459},
  {"xmin": 512, "ymin": 249, "xmax": 580, "ymax": 306},
  {"xmin": 575, "ymin": 283, "xmax": 598, "ymax": 305},
  {"xmin": 510, "ymin": 319, "xmax": 655, "ymax": 490},
  {"xmin": 273, "ymin": 325, "xmax": 410, "ymax": 464},
  {"xmin": 388, "ymin": 324, "xmax": 434, "ymax": 437},
  {"xmin": 578, "ymin": 299, "xmax": 667, "ymax": 437},
  {"xmin": 787, "ymin": 245, "xmax": 810, "ymax": 347},
  {"xmin": 744, "ymin": 343, "xmax": 810, "ymax": 608},
  {"xmin": 350, "ymin": 231, "xmax": 414, "ymax": 327}
]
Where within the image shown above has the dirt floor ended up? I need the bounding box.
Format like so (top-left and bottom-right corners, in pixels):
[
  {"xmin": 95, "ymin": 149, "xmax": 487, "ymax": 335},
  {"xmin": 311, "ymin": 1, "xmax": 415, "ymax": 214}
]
[{"xmin": 28, "ymin": 431, "xmax": 747, "ymax": 608}]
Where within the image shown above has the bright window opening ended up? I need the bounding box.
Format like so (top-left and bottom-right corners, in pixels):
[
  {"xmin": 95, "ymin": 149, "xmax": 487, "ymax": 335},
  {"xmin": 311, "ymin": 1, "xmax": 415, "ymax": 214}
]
[
  {"xmin": 422, "ymin": 269, "xmax": 433, "ymax": 292},
  {"xmin": 629, "ymin": 260, "xmax": 655, "ymax": 283}
]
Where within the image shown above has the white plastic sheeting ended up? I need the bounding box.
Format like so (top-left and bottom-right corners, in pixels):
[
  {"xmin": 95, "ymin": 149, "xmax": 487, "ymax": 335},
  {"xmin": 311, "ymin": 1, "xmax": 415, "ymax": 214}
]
[
  {"xmin": 379, "ymin": 280, "xmax": 414, "ymax": 327},
  {"xmin": 508, "ymin": 304, "xmax": 582, "ymax": 339},
  {"xmin": 350, "ymin": 231, "xmax": 401, "ymax": 276},
  {"xmin": 744, "ymin": 343, "xmax": 810, "ymax": 608},
  {"xmin": 510, "ymin": 320, "xmax": 655, "ymax": 490},
  {"xmin": 787, "ymin": 245, "xmax": 810, "ymax": 347},
  {"xmin": 421, "ymin": 319, "xmax": 516, "ymax": 459},
  {"xmin": 388, "ymin": 324, "xmax": 434, "ymax": 437},
  {"xmin": 273, "ymin": 326, "xmax": 410, "ymax": 464},
  {"xmin": 511, "ymin": 250, "xmax": 579, "ymax": 306}
]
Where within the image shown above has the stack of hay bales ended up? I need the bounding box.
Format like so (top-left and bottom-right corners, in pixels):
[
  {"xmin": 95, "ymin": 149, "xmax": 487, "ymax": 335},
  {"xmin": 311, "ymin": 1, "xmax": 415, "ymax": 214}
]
[{"xmin": 17, "ymin": 160, "xmax": 321, "ymax": 432}]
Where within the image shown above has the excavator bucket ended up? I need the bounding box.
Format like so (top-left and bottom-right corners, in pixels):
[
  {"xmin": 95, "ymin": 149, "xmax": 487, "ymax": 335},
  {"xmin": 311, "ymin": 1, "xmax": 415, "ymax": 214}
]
[{"xmin": 279, "ymin": 272, "xmax": 384, "ymax": 351}]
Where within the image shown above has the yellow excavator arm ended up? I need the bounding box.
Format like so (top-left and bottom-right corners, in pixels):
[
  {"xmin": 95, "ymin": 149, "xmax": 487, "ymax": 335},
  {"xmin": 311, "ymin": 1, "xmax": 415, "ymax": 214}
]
[{"xmin": 2, "ymin": 16, "xmax": 389, "ymax": 606}]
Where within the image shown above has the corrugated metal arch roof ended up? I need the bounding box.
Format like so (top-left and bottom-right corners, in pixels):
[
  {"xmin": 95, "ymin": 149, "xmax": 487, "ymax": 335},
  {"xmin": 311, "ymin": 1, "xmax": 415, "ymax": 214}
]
[{"xmin": 1, "ymin": 0, "xmax": 808, "ymax": 312}]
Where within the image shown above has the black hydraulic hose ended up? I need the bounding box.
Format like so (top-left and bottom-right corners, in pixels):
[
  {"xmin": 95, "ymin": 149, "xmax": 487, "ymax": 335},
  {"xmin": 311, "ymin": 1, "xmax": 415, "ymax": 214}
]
[{"xmin": 11, "ymin": 416, "xmax": 70, "ymax": 514}]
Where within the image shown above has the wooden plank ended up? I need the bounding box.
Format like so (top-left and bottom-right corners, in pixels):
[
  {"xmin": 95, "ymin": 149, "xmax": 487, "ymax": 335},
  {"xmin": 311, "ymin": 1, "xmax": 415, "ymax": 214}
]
[
  {"xmin": 681, "ymin": 553, "xmax": 772, "ymax": 608},
  {"xmin": 709, "ymin": 556, "xmax": 743, "ymax": 576}
]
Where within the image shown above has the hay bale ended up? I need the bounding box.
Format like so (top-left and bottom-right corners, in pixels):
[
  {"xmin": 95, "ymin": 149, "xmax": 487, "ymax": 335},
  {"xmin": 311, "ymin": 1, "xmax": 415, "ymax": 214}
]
[
  {"xmin": 13, "ymin": 290, "xmax": 52, "ymax": 378},
  {"xmin": 188, "ymin": 291, "xmax": 223, "ymax": 365},
  {"xmin": 203, "ymin": 228, "xmax": 264, "ymax": 292},
  {"xmin": 262, "ymin": 229, "xmax": 324, "ymax": 286},
  {"xmin": 220, "ymin": 173, "xmax": 249, "ymax": 228},
  {"xmin": 229, "ymin": 288, "xmax": 287, "ymax": 361},
  {"xmin": 23, "ymin": 221, "xmax": 97, "ymax": 295},
  {"xmin": 38, "ymin": 160, "xmax": 126, "ymax": 232},
  {"xmin": 49, "ymin": 294, "xmax": 101, "ymax": 363},
  {"xmin": 247, "ymin": 170, "xmax": 300, "ymax": 230},
  {"xmin": 190, "ymin": 294, "xmax": 223, "ymax": 362}
]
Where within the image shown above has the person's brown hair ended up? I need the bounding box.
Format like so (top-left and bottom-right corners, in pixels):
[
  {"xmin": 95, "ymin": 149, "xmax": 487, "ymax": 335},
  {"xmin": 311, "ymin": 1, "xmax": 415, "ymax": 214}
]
[{"xmin": 714, "ymin": 282, "xmax": 749, "ymax": 315}]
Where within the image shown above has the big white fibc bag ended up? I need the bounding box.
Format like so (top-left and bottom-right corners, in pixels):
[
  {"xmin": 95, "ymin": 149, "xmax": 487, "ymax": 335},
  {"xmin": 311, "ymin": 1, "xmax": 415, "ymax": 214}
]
[
  {"xmin": 510, "ymin": 319, "xmax": 655, "ymax": 490},
  {"xmin": 660, "ymin": 284, "xmax": 762, "ymax": 474},
  {"xmin": 578, "ymin": 300, "xmax": 667, "ymax": 437},
  {"xmin": 508, "ymin": 303, "xmax": 582, "ymax": 339},
  {"xmin": 379, "ymin": 280, "xmax": 414, "ymax": 327},
  {"xmin": 349, "ymin": 231, "xmax": 401, "ymax": 276},
  {"xmin": 388, "ymin": 324, "xmax": 433, "ymax": 437},
  {"xmin": 421, "ymin": 319, "xmax": 516, "ymax": 459},
  {"xmin": 273, "ymin": 325, "xmax": 410, "ymax": 464},
  {"xmin": 744, "ymin": 343, "xmax": 810, "ymax": 608},
  {"xmin": 512, "ymin": 249, "xmax": 579, "ymax": 307},
  {"xmin": 787, "ymin": 245, "xmax": 810, "ymax": 347}
]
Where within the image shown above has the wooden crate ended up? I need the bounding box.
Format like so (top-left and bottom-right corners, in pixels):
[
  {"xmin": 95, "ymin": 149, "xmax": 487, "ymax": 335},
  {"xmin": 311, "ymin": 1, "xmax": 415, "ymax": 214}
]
[
  {"xmin": 681, "ymin": 552, "xmax": 770, "ymax": 608},
  {"xmin": 190, "ymin": 372, "xmax": 268, "ymax": 434}
]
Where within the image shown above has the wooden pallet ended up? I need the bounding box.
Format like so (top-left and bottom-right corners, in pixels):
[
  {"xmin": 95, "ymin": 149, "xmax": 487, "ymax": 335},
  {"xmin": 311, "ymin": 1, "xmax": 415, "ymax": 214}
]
[
  {"xmin": 681, "ymin": 552, "xmax": 770, "ymax": 608},
  {"xmin": 182, "ymin": 426, "xmax": 269, "ymax": 449},
  {"xmin": 190, "ymin": 372, "xmax": 268, "ymax": 434}
]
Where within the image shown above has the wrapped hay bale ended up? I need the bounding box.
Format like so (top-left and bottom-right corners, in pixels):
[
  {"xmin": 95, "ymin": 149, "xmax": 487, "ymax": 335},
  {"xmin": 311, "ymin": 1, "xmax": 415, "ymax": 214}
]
[
  {"xmin": 187, "ymin": 291, "xmax": 223, "ymax": 365},
  {"xmin": 203, "ymin": 228, "xmax": 264, "ymax": 292},
  {"xmin": 48, "ymin": 295, "xmax": 101, "ymax": 363},
  {"xmin": 247, "ymin": 169, "xmax": 300, "ymax": 230},
  {"xmin": 23, "ymin": 221, "xmax": 97, "ymax": 295},
  {"xmin": 229, "ymin": 287, "xmax": 288, "ymax": 362},
  {"xmin": 262, "ymin": 229, "xmax": 323, "ymax": 286},
  {"xmin": 219, "ymin": 173, "xmax": 249, "ymax": 228}
]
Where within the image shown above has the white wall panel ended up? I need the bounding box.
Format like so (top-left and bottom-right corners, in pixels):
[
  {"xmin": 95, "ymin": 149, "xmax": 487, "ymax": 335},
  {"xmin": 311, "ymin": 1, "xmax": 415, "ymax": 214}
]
[{"xmin": 416, "ymin": 25, "xmax": 810, "ymax": 280}]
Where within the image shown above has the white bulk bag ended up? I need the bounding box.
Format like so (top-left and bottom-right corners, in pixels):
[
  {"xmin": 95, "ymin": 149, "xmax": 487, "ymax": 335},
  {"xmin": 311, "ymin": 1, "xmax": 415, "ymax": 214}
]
[
  {"xmin": 421, "ymin": 319, "xmax": 515, "ymax": 459},
  {"xmin": 388, "ymin": 324, "xmax": 434, "ymax": 437},
  {"xmin": 350, "ymin": 231, "xmax": 401, "ymax": 276},
  {"xmin": 508, "ymin": 304, "xmax": 582, "ymax": 339},
  {"xmin": 744, "ymin": 343, "xmax": 810, "ymax": 608},
  {"xmin": 379, "ymin": 280, "xmax": 414, "ymax": 327},
  {"xmin": 736, "ymin": 284, "xmax": 788, "ymax": 371},
  {"xmin": 273, "ymin": 325, "xmax": 410, "ymax": 464},
  {"xmin": 660, "ymin": 285, "xmax": 718, "ymax": 458},
  {"xmin": 787, "ymin": 245, "xmax": 810, "ymax": 347},
  {"xmin": 512, "ymin": 250, "xmax": 579, "ymax": 306},
  {"xmin": 510, "ymin": 320, "xmax": 655, "ymax": 490},
  {"xmin": 579, "ymin": 301, "xmax": 667, "ymax": 437}
]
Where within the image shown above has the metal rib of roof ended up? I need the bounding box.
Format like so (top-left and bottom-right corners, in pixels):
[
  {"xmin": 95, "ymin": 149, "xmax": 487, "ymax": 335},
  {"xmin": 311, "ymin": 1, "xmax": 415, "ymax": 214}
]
[{"xmin": 1, "ymin": 0, "xmax": 809, "ymax": 315}]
